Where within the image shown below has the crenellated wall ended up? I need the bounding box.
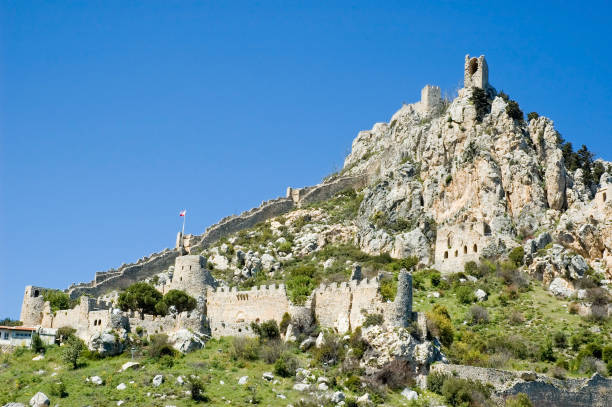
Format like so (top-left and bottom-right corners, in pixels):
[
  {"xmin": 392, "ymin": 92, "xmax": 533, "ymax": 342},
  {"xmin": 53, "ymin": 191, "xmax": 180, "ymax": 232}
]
[{"xmin": 206, "ymin": 284, "xmax": 291, "ymax": 337}]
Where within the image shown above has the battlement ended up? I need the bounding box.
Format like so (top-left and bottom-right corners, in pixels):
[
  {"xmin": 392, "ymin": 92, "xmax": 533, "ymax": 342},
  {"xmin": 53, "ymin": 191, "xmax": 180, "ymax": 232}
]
[{"xmin": 315, "ymin": 277, "xmax": 379, "ymax": 293}]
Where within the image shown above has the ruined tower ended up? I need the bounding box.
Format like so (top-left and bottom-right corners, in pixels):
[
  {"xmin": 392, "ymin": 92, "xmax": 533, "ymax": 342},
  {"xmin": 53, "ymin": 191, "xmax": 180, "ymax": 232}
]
[
  {"xmin": 20, "ymin": 286, "xmax": 46, "ymax": 326},
  {"xmin": 394, "ymin": 270, "xmax": 413, "ymax": 327},
  {"xmin": 464, "ymin": 54, "xmax": 489, "ymax": 89},
  {"xmin": 168, "ymin": 255, "xmax": 215, "ymax": 298},
  {"xmin": 419, "ymin": 85, "xmax": 442, "ymax": 113}
]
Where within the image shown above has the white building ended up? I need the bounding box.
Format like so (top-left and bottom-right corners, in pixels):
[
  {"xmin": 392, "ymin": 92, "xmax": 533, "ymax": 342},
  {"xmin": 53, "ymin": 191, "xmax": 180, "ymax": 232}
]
[{"xmin": 0, "ymin": 326, "xmax": 56, "ymax": 348}]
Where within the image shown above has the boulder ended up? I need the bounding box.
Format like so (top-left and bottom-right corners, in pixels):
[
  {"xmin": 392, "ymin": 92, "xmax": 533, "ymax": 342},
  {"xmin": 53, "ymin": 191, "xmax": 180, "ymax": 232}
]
[
  {"xmin": 119, "ymin": 361, "xmax": 140, "ymax": 372},
  {"xmin": 474, "ymin": 289, "xmax": 488, "ymax": 302},
  {"xmin": 357, "ymin": 393, "xmax": 371, "ymax": 405},
  {"xmin": 292, "ymin": 383, "xmax": 310, "ymax": 392},
  {"xmin": 401, "ymin": 388, "xmax": 419, "ymax": 400},
  {"xmin": 90, "ymin": 376, "xmax": 103, "ymax": 385},
  {"xmin": 116, "ymin": 383, "xmax": 126, "ymax": 390},
  {"xmin": 3, "ymin": 403, "xmax": 26, "ymax": 407},
  {"xmin": 315, "ymin": 332, "xmax": 325, "ymax": 348},
  {"xmin": 262, "ymin": 372, "xmax": 274, "ymax": 381},
  {"xmin": 168, "ymin": 329, "xmax": 204, "ymax": 353},
  {"xmin": 318, "ymin": 382, "xmax": 329, "ymax": 391},
  {"xmin": 330, "ymin": 391, "xmax": 345, "ymax": 403},
  {"xmin": 89, "ymin": 331, "xmax": 123, "ymax": 357},
  {"xmin": 284, "ymin": 324, "xmax": 296, "ymax": 343},
  {"xmin": 238, "ymin": 376, "xmax": 248, "ymax": 385},
  {"xmin": 32, "ymin": 355, "xmax": 44, "ymax": 361},
  {"xmin": 549, "ymin": 277, "xmax": 575, "ymax": 298},
  {"xmin": 260, "ymin": 253, "xmax": 276, "ymax": 271},
  {"xmin": 152, "ymin": 375, "xmax": 163, "ymax": 387},
  {"xmin": 28, "ymin": 392, "xmax": 49, "ymax": 407},
  {"xmin": 299, "ymin": 337, "xmax": 316, "ymax": 351}
]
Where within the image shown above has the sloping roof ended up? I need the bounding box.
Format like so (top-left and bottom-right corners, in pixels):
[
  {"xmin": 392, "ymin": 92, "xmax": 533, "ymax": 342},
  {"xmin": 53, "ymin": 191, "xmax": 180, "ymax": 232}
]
[{"xmin": 0, "ymin": 326, "xmax": 36, "ymax": 331}]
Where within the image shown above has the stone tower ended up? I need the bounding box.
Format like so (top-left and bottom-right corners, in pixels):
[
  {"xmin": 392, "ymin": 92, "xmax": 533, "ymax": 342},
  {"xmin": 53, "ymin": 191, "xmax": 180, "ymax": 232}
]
[
  {"xmin": 464, "ymin": 54, "xmax": 489, "ymax": 89},
  {"xmin": 394, "ymin": 269, "xmax": 413, "ymax": 327},
  {"xmin": 419, "ymin": 85, "xmax": 442, "ymax": 113},
  {"xmin": 20, "ymin": 286, "xmax": 46, "ymax": 326},
  {"xmin": 168, "ymin": 255, "xmax": 215, "ymax": 298}
]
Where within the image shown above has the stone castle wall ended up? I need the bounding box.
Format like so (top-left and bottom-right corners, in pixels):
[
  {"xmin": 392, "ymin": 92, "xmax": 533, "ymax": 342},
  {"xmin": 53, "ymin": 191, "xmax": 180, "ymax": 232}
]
[
  {"xmin": 167, "ymin": 255, "xmax": 215, "ymax": 298},
  {"xmin": 206, "ymin": 284, "xmax": 291, "ymax": 337},
  {"xmin": 20, "ymin": 286, "xmax": 46, "ymax": 326},
  {"xmin": 430, "ymin": 363, "xmax": 612, "ymax": 407},
  {"xmin": 294, "ymin": 175, "xmax": 368, "ymax": 207}
]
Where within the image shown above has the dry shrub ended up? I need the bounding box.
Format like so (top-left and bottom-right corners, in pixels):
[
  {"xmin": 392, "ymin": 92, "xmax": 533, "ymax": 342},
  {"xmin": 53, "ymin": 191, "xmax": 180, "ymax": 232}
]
[
  {"xmin": 469, "ymin": 305, "xmax": 489, "ymax": 324},
  {"xmin": 230, "ymin": 337, "xmax": 259, "ymax": 361},
  {"xmin": 373, "ymin": 359, "xmax": 415, "ymax": 390},
  {"xmin": 568, "ymin": 302, "xmax": 580, "ymax": 315},
  {"xmin": 261, "ymin": 339, "xmax": 286, "ymax": 364},
  {"xmin": 509, "ymin": 310, "xmax": 525, "ymax": 325}
]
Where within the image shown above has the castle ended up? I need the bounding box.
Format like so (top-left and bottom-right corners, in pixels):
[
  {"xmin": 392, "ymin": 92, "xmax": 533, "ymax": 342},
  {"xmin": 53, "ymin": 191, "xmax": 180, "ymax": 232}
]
[{"xmin": 18, "ymin": 54, "xmax": 499, "ymax": 345}]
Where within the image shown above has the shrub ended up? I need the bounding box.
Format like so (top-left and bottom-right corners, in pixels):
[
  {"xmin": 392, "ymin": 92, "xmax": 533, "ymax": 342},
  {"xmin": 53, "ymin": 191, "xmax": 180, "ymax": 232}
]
[
  {"xmin": 505, "ymin": 393, "xmax": 533, "ymax": 407},
  {"xmin": 0, "ymin": 318, "xmax": 23, "ymax": 326},
  {"xmin": 254, "ymin": 320, "xmax": 280, "ymax": 341},
  {"xmin": 154, "ymin": 300, "xmax": 168, "ymax": 316},
  {"xmin": 464, "ymin": 261, "xmax": 478, "ymax": 276},
  {"xmin": 509, "ymin": 311, "xmax": 525, "ymax": 325},
  {"xmin": 585, "ymin": 287, "xmax": 610, "ymax": 306},
  {"xmin": 148, "ymin": 334, "xmax": 176, "ymax": 359},
  {"xmin": 56, "ymin": 326, "xmax": 76, "ymax": 344},
  {"xmin": 49, "ymin": 381, "xmax": 68, "ymax": 398},
  {"xmin": 426, "ymin": 305, "xmax": 454, "ymax": 347},
  {"xmin": 456, "ymin": 286, "xmax": 476, "ymax": 304},
  {"xmin": 261, "ymin": 340, "xmax": 285, "ymax": 364},
  {"xmin": 313, "ymin": 332, "xmax": 344, "ymax": 365},
  {"xmin": 553, "ymin": 331, "xmax": 567, "ymax": 348},
  {"xmin": 286, "ymin": 264, "xmax": 317, "ymax": 305},
  {"xmin": 427, "ymin": 371, "xmax": 448, "ymax": 394},
  {"xmin": 550, "ymin": 365, "xmax": 567, "ymax": 380},
  {"xmin": 163, "ymin": 289, "xmax": 197, "ymax": 313},
  {"xmin": 469, "ymin": 305, "xmax": 489, "ymax": 324},
  {"xmin": 363, "ymin": 313, "xmax": 384, "ymax": 328},
  {"xmin": 188, "ymin": 376, "xmax": 209, "ymax": 402},
  {"xmin": 539, "ymin": 340, "xmax": 555, "ymax": 362},
  {"xmin": 61, "ymin": 335, "xmax": 85, "ymax": 369},
  {"xmin": 445, "ymin": 175, "xmax": 453, "ymax": 185},
  {"xmin": 508, "ymin": 247, "xmax": 525, "ymax": 267},
  {"xmin": 274, "ymin": 351, "xmax": 299, "ymax": 377},
  {"xmin": 230, "ymin": 337, "xmax": 259, "ymax": 361},
  {"xmin": 430, "ymin": 270, "xmax": 442, "ymax": 286},
  {"xmin": 379, "ymin": 276, "xmax": 397, "ymax": 301},
  {"xmin": 568, "ymin": 302, "xmax": 580, "ymax": 314},
  {"xmin": 31, "ymin": 333, "xmax": 45, "ymax": 354},
  {"xmin": 344, "ymin": 375, "xmax": 362, "ymax": 393},
  {"xmin": 527, "ymin": 112, "xmax": 539, "ymax": 122},
  {"xmin": 277, "ymin": 241, "xmax": 292, "ymax": 253},
  {"xmin": 279, "ymin": 312, "xmax": 291, "ymax": 334},
  {"xmin": 470, "ymin": 87, "xmax": 490, "ymax": 122},
  {"xmin": 506, "ymin": 100, "xmax": 524, "ymax": 121},
  {"xmin": 441, "ymin": 376, "xmax": 491, "ymax": 407},
  {"xmin": 43, "ymin": 290, "xmax": 77, "ymax": 312},
  {"xmin": 374, "ymin": 359, "xmax": 415, "ymax": 390},
  {"xmin": 348, "ymin": 327, "xmax": 368, "ymax": 359},
  {"xmin": 117, "ymin": 282, "xmax": 163, "ymax": 318}
]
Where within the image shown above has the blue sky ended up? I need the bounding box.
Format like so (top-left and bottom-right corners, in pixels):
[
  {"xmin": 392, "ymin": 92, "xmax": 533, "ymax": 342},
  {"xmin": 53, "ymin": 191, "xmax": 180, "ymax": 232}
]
[{"xmin": 1, "ymin": 1, "xmax": 611, "ymax": 318}]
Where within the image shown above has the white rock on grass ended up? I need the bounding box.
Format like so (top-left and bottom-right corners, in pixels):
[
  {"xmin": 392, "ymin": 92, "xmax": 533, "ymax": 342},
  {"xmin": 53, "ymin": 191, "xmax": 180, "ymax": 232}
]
[
  {"xmin": 32, "ymin": 355, "xmax": 44, "ymax": 361},
  {"xmin": 315, "ymin": 332, "xmax": 325, "ymax": 348},
  {"xmin": 549, "ymin": 277, "xmax": 575, "ymax": 298},
  {"xmin": 474, "ymin": 289, "xmax": 488, "ymax": 301},
  {"xmin": 119, "ymin": 361, "xmax": 140, "ymax": 372},
  {"xmin": 176, "ymin": 376, "xmax": 185, "ymax": 385},
  {"xmin": 29, "ymin": 392, "xmax": 50, "ymax": 407},
  {"xmin": 116, "ymin": 401, "xmax": 124, "ymax": 406},
  {"xmin": 262, "ymin": 372, "xmax": 274, "ymax": 381},
  {"xmin": 331, "ymin": 391, "xmax": 345, "ymax": 403},
  {"xmin": 292, "ymin": 383, "xmax": 310, "ymax": 391},
  {"xmin": 116, "ymin": 383, "xmax": 126, "ymax": 390},
  {"xmin": 238, "ymin": 376, "xmax": 248, "ymax": 385},
  {"xmin": 401, "ymin": 388, "xmax": 419, "ymax": 400},
  {"xmin": 317, "ymin": 382, "xmax": 329, "ymax": 391},
  {"xmin": 90, "ymin": 376, "xmax": 104, "ymax": 385},
  {"xmin": 152, "ymin": 375, "xmax": 164, "ymax": 387}
]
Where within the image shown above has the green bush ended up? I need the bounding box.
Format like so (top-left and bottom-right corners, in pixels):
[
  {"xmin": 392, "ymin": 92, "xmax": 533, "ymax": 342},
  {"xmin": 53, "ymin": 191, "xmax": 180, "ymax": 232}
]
[
  {"xmin": 527, "ymin": 112, "xmax": 539, "ymax": 122},
  {"xmin": 430, "ymin": 270, "xmax": 442, "ymax": 286},
  {"xmin": 505, "ymin": 393, "xmax": 533, "ymax": 407},
  {"xmin": 349, "ymin": 327, "xmax": 368, "ymax": 359},
  {"xmin": 117, "ymin": 282, "xmax": 163, "ymax": 318},
  {"xmin": 509, "ymin": 247, "xmax": 525, "ymax": 267},
  {"xmin": 277, "ymin": 241, "xmax": 292, "ymax": 253},
  {"xmin": 251, "ymin": 320, "xmax": 280, "ymax": 342},
  {"xmin": 49, "ymin": 381, "xmax": 68, "ymax": 398},
  {"xmin": 43, "ymin": 290, "xmax": 77, "ymax": 312},
  {"xmin": 553, "ymin": 331, "xmax": 567, "ymax": 349},
  {"xmin": 56, "ymin": 326, "xmax": 76, "ymax": 344},
  {"xmin": 274, "ymin": 352, "xmax": 299, "ymax": 377},
  {"xmin": 539, "ymin": 340, "xmax": 556, "ymax": 362},
  {"xmin": 154, "ymin": 300, "xmax": 168, "ymax": 316},
  {"xmin": 363, "ymin": 313, "xmax": 384, "ymax": 328},
  {"xmin": 469, "ymin": 87, "xmax": 490, "ymax": 122},
  {"xmin": 163, "ymin": 289, "xmax": 197, "ymax": 313},
  {"xmin": 379, "ymin": 276, "xmax": 397, "ymax": 301},
  {"xmin": 61, "ymin": 335, "xmax": 85, "ymax": 369},
  {"xmin": 261, "ymin": 340, "xmax": 285, "ymax": 364},
  {"xmin": 31, "ymin": 333, "xmax": 45, "ymax": 354},
  {"xmin": 313, "ymin": 332, "xmax": 344, "ymax": 365},
  {"xmin": 441, "ymin": 376, "xmax": 491, "ymax": 407},
  {"xmin": 279, "ymin": 312, "xmax": 291, "ymax": 334},
  {"xmin": 286, "ymin": 264, "xmax": 317, "ymax": 305},
  {"xmin": 506, "ymin": 100, "xmax": 524, "ymax": 121},
  {"xmin": 344, "ymin": 375, "xmax": 362, "ymax": 393},
  {"xmin": 188, "ymin": 376, "xmax": 209, "ymax": 402},
  {"xmin": 426, "ymin": 305, "xmax": 454, "ymax": 347},
  {"xmin": 464, "ymin": 261, "xmax": 478, "ymax": 276},
  {"xmin": 148, "ymin": 334, "xmax": 176, "ymax": 359},
  {"xmin": 456, "ymin": 286, "xmax": 476, "ymax": 304},
  {"xmin": 427, "ymin": 372, "xmax": 448, "ymax": 394},
  {"xmin": 230, "ymin": 337, "xmax": 259, "ymax": 361}
]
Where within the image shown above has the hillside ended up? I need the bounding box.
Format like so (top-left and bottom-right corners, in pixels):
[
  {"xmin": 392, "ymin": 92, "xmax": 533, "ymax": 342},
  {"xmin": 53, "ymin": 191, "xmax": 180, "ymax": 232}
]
[{"xmin": 3, "ymin": 55, "xmax": 612, "ymax": 407}]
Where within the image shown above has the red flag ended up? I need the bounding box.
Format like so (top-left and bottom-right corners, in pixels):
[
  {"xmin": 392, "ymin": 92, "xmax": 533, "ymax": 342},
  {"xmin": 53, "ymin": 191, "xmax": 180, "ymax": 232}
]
[{"xmin": 179, "ymin": 210, "xmax": 186, "ymax": 217}]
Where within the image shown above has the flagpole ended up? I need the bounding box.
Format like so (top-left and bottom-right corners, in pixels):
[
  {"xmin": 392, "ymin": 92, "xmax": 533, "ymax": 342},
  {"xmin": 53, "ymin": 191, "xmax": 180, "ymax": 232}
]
[{"xmin": 181, "ymin": 210, "xmax": 186, "ymax": 236}]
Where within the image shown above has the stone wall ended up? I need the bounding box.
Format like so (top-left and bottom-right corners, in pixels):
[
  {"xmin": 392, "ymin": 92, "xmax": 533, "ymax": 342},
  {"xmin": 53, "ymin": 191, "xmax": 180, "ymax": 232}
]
[
  {"xmin": 206, "ymin": 284, "xmax": 291, "ymax": 337},
  {"xmin": 294, "ymin": 175, "xmax": 368, "ymax": 207},
  {"xmin": 127, "ymin": 310, "xmax": 203, "ymax": 337},
  {"xmin": 434, "ymin": 222, "xmax": 492, "ymax": 273},
  {"xmin": 430, "ymin": 363, "xmax": 612, "ymax": 407},
  {"xmin": 167, "ymin": 255, "xmax": 215, "ymax": 298},
  {"xmin": 20, "ymin": 286, "xmax": 46, "ymax": 326},
  {"xmin": 67, "ymin": 249, "xmax": 179, "ymax": 299},
  {"xmin": 464, "ymin": 54, "xmax": 489, "ymax": 89}
]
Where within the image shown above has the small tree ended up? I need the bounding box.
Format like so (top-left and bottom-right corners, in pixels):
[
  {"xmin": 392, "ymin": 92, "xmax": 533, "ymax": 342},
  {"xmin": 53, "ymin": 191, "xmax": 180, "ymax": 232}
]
[
  {"xmin": 117, "ymin": 282, "xmax": 163, "ymax": 318},
  {"xmin": 31, "ymin": 332, "xmax": 45, "ymax": 354},
  {"xmin": 469, "ymin": 87, "xmax": 490, "ymax": 122},
  {"xmin": 505, "ymin": 393, "xmax": 533, "ymax": 407},
  {"xmin": 163, "ymin": 290, "xmax": 197, "ymax": 313},
  {"xmin": 509, "ymin": 247, "xmax": 525, "ymax": 267},
  {"xmin": 506, "ymin": 100, "xmax": 524, "ymax": 121},
  {"xmin": 527, "ymin": 112, "xmax": 539, "ymax": 122},
  {"xmin": 61, "ymin": 335, "xmax": 84, "ymax": 369},
  {"xmin": 251, "ymin": 320, "xmax": 280, "ymax": 342}
]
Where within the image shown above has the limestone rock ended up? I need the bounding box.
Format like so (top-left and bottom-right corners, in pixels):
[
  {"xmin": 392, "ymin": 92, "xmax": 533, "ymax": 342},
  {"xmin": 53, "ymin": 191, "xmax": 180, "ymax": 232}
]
[
  {"xmin": 549, "ymin": 277, "xmax": 575, "ymax": 298},
  {"xmin": 475, "ymin": 289, "xmax": 488, "ymax": 302},
  {"xmin": 292, "ymin": 383, "xmax": 310, "ymax": 392},
  {"xmin": 89, "ymin": 331, "xmax": 122, "ymax": 357},
  {"xmin": 152, "ymin": 375, "xmax": 164, "ymax": 387},
  {"xmin": 330, "ymin": 391, "xmax": 345, "ymax": 403},
  {"xmin": 32, "ymin": 355, "xmax": 44, "ymax": 361},
  {"xmin": 3, "ymin": 403, "xmax": 26, "ymax": 407},
  {"xmin": 315, "ymin": 332, "xmax": 325, "ymax": 348},
  {"xmin": 238, "ymin": 376, "xmax": 248, "ymax": 385},
  {"xmin": 119, "ymin": 361, "xmax": 140, "ymax": 372},
  {"xmin": 90, "ymin": 376, "xmax": 103, "ymax": 385},
  {"xmin": 401, "ymin": 388, "xmax": 419, "ymax": 400},
  {"xmin": 284, "ymin": 324, "xmax": 296, "ymax": 342},
  {"xmin": 168, "ymin": 329, "xmax": 204, "ymax": 353},
  {"xmin": 116, "ymin": 383, "xmax": 126, "ymax": 390},
  {"xmin": 28, "ymin": 392, "xmax": 49, "ymax": 407},
  {"xmin": 262, "ymin": 372, "xmax": 274, "ymax": 381},
  {"xmin": 299, "ymin": 337, "xmax": 316, "ymax": 351}
]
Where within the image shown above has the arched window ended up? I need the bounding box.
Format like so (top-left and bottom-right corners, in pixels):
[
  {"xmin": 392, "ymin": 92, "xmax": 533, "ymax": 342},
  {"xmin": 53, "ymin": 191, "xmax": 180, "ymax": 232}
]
[
  {"xmin": 454, "ymin": 250, "xmax": 458, "ymax": 257},
  {"xmin": 447, "ymin": 236, "xmax": 452, "ymax": 248},
  {"xmin": 33, "ymin": 290, "xmax": 39, "ymax": 298},
  {"xmin": 604, "ymin": 192, "xmax": 607, "ymax": 202},
  {"xmin": 464, "ymin": 246, "xmax": 467, "ymax": 254},
  {"xmin": 473, "ymin": 244, "xmax": 478, "ymax": 253},
  {"xmin": 93, "ymin": 320, "xmax": 97, "ymax": 326},
  {"xmin": 444, "ymin": 251, "xmax": 448, "ymax": 259}
]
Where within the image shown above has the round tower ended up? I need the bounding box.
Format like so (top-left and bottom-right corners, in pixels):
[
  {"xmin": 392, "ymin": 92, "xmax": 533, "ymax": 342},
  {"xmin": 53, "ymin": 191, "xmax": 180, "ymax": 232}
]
[
  {"xmin": 394, "ymin": 270, "xmax": 413, "ymax": 328},
  {"xmin": 169, "ymin": 255, "xmax": 214, "ymax": 298}
]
